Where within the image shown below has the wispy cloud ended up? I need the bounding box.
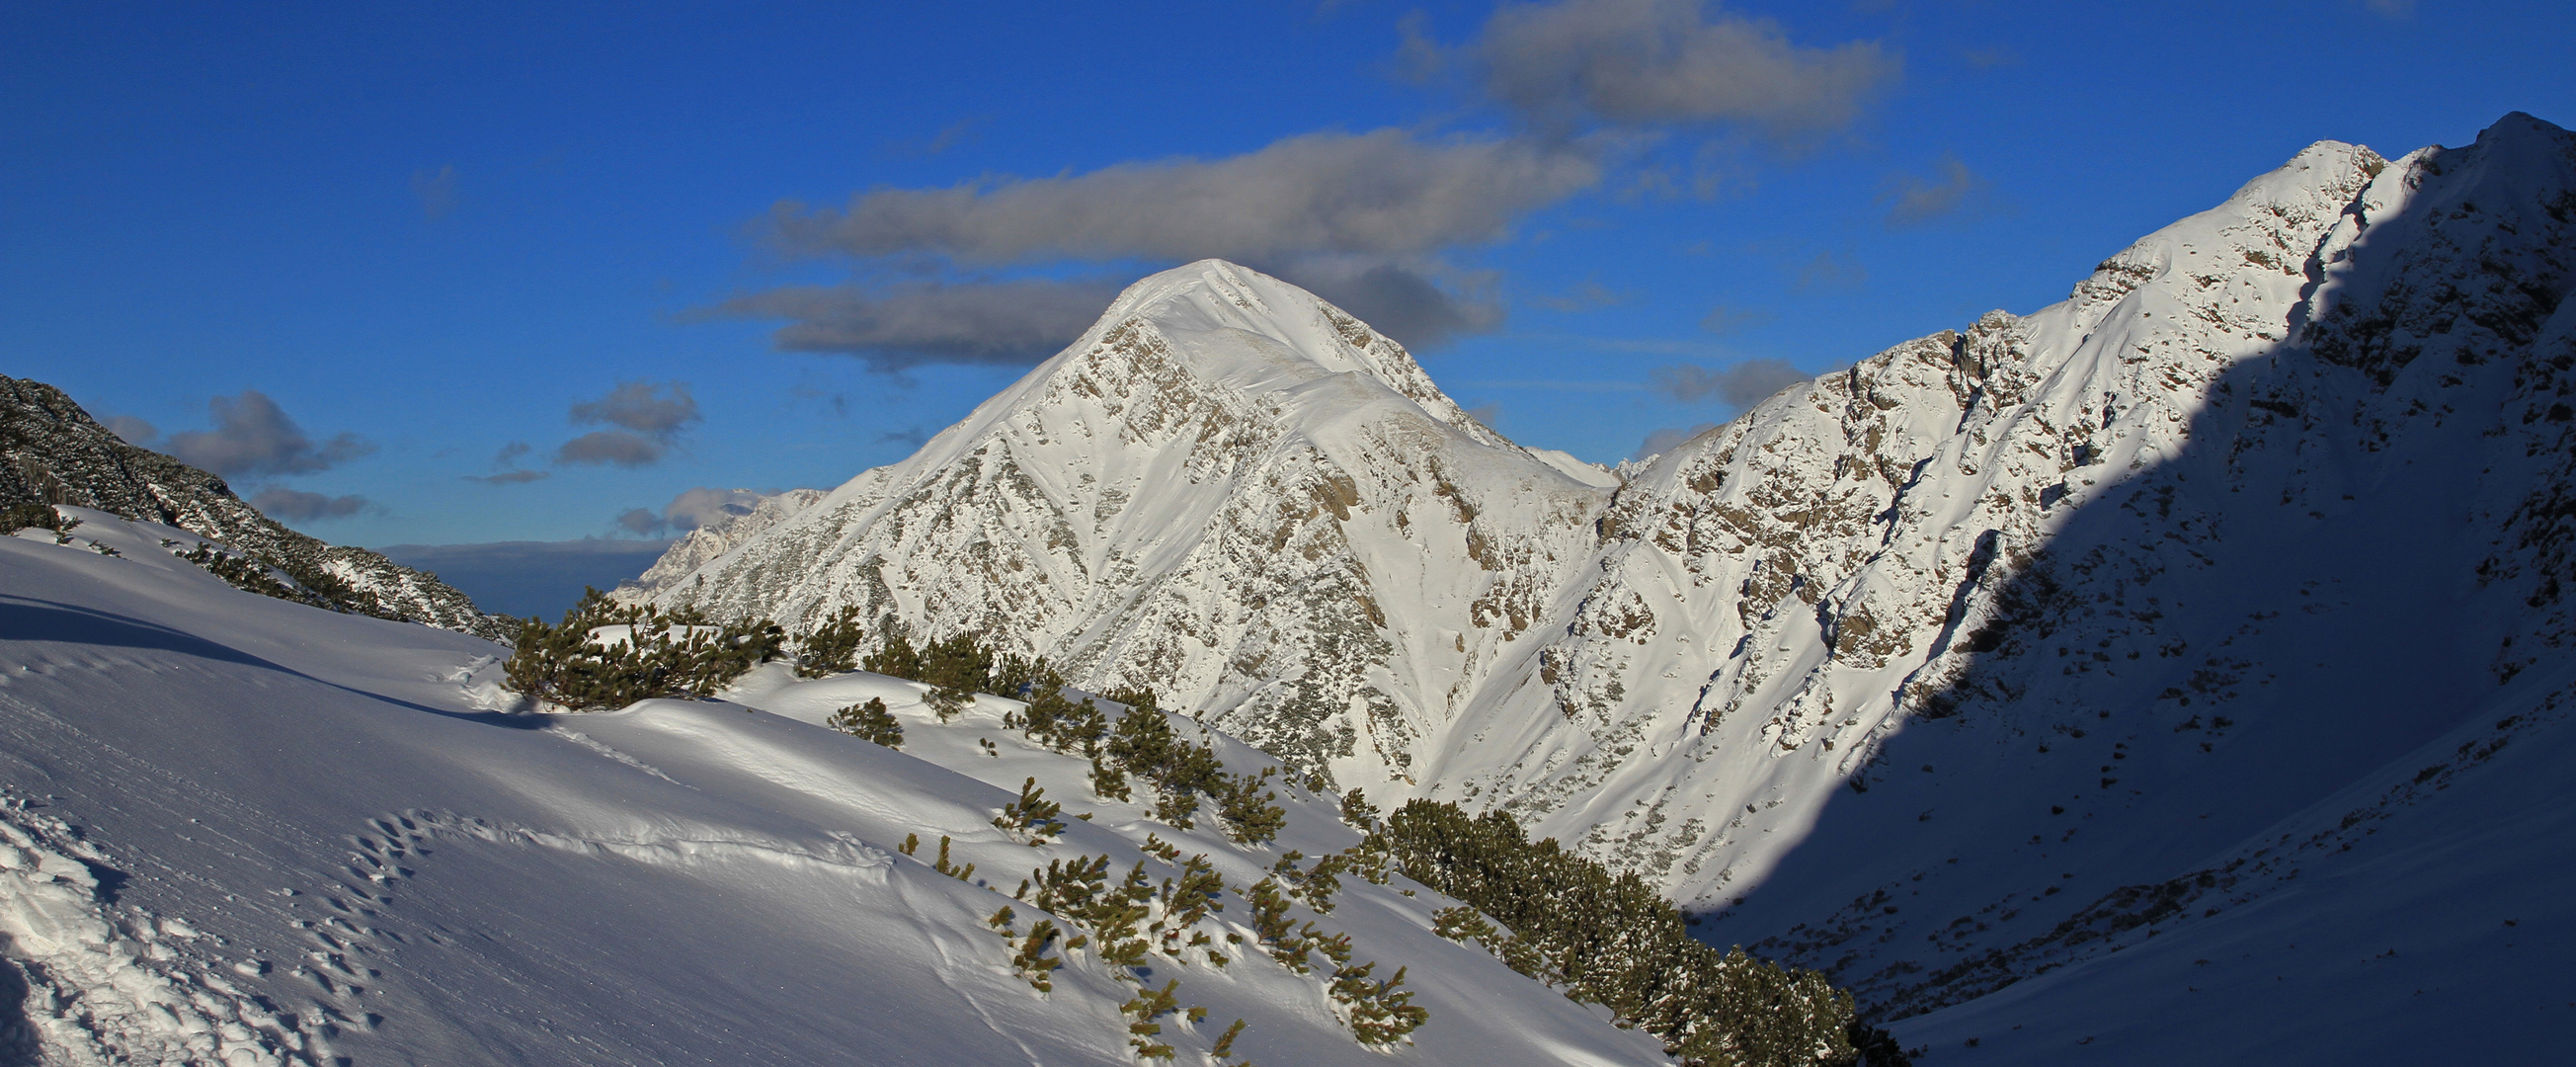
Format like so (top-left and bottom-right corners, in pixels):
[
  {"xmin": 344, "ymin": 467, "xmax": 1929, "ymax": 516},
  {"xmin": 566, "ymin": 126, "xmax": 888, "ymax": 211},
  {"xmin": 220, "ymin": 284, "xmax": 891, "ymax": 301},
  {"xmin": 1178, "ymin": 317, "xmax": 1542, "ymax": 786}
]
[
  {"xmin": 1450, "ymin": 377, "xmax": 1648, "ymax": 392},
  {"xmin": 1649, "ymin": 358, "xmax": 1809, "ymax": 406},
  {"xmin": 412, "ymin": 164, "xmax": 458, "ymax": 221},
  {"xmin": 729, "ymin": 127, "xmax": 1604, "ymax": 360},
  {"xmin": 712, "ymin": 279, "xmax": 1127, "ymax": 372},
  {"xmin": 765, "ymin": 129, "xmax": 1600, "ymax": 265},
  {"xmin": 252, "ymin": 487, "xmax": 368, "ymax": 522},
  {"xmin": 1529, "ymin": 280, "xmax": 1630, "ymax": 312},
  {"xmin": 165, "ymin": 391, "xmax": 373, "ymax": 478},
  {"xmin": 614, "ymin": 486, "xmax": 794, "ymax": 536},
  {"xmin": 1698, "ymin": 303, "xmax": 1774, "ymax": 336},
  {"xmin": 720, "ymin": 0, "xmax": 1898, "ymax": 371},
  {"xmin": 467, "ymin": 441, "xmax": 548, "ymax": 484},
  {"xmin": 570, "ymin": 380, "xmax": 700, "ymax": 436},
  {"xmin": 1881, "ymin": 152, "xmax": 1992, "ymax": 227},
  {"xmin": 885, "ymin": 117, "xmax": 989, "ymax": 157},
  {"xmin": 1470, "ymin": 0, "xmax": 1900, "ymax": 136},
  {"xmin": 1960, "ymin": 45, "xmax": 2019, "ymax": 69},
  {"xmin": 615, "ymin": 508, "xmax": 666, "ymax": 536},
  {"xmin": 1634, "ymin": 422, "xmax": 1719, "ymax": 459},
  {"xmin": 554, "ymin": 381, "xmax": 700, "ymax": 467},
  {"xmin": 1794, "ymin": 250, "xmax": 1867, "ymax": 290},
  {"xmin": 558, "ymin": 433, "xmax": 665, "ymax": 466},
  {"xmin": 102, "ymin": 415, "xmax": 157, "ymax": 447}
]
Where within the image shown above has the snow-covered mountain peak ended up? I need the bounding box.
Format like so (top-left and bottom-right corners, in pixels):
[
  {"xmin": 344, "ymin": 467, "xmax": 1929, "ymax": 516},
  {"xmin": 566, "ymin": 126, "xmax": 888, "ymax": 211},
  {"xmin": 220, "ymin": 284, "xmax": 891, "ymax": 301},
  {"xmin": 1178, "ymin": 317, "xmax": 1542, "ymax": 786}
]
[
  {"xmin": 965, "ymin": 258, "xmax": 1512, "ymax": 455},
  {"xmin": 626, "ymin": 260, "xmax": 1609, "ymax": 784}
]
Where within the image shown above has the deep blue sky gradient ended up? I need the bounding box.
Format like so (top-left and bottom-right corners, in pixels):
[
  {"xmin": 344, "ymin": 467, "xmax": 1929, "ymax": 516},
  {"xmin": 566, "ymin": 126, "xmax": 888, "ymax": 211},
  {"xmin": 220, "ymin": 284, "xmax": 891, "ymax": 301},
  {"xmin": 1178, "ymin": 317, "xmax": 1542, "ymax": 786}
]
[{"xmin": 6, "ymin": 1, "xmax": 2569, "ymax": 568}]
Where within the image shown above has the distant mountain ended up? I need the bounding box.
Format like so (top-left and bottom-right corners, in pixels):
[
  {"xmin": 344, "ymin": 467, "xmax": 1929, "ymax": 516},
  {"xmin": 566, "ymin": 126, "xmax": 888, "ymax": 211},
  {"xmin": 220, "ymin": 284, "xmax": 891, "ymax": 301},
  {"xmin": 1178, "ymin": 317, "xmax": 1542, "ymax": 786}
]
[
  {"xmin": 1, "ymin": 373, "xmax": 509, "ymax": 639},
  {"xmin": 618, "ymin": 487, "xmax": 826, "ymax": 603},
  {"xmin": 629, "ymin": 115, "xmax": 2576, "ymax": 1059}
]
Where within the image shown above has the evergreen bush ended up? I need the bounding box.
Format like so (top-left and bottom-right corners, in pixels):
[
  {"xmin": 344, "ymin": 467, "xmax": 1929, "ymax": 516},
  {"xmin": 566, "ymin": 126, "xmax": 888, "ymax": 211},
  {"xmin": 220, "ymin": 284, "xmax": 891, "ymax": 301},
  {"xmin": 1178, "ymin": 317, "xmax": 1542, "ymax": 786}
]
[
  {"xmin": 795, "ymin": 605, "xmax": 866, "ymax": 678},
  {"xmin": 1363, "ymin": 799, "xmax": 1899, "ymax": 1067},
  {"xmin": 993, "ymin": 777, "xmax": 1067, "ymax": 845},
  {"xmin": 991, "ymin": 652, "xmax": 1063, "ymax": 699},
  {"xmin": 1330, "ymin": 960, "xmax": 1427, "ymax": 1045},
  {"xmin": 0, "ymin": 502, "xmax": 68, "ymax": 535},
  {"xmin": 826, "ymin": 697, "xmax": 903, "ymax": 748},
  {"xmin": 861, "ymin": 630, "xmax": 924, "ymax": 680},
  {"xmin": 1119, "ymin": 978, "xmax": 1182, "ymax": 1059},
  {"xmin": 501, "ymin": 589, "xmax": 785, "ymax": 711}
]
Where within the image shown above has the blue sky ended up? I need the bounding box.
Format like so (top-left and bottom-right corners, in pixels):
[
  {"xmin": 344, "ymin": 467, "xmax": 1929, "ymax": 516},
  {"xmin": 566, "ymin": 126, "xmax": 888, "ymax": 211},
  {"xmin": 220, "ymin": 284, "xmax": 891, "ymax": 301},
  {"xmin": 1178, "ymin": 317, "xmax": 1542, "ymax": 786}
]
[{"xmin": 6, "ymin": 1, "xmax": 2570, "ymax": 613}]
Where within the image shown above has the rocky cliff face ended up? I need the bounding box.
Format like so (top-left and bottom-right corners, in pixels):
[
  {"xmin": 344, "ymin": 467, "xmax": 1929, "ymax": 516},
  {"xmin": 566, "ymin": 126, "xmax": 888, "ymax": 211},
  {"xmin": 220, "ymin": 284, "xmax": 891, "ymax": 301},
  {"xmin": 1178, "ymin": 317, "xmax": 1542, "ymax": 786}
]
[
  {"xmin": 631, "ymin": 115, "xmax": 2576, "ymax": 1026},
  {"xmin": 1, "ymin": 374, "xmax": 509, "ymax": 640}
]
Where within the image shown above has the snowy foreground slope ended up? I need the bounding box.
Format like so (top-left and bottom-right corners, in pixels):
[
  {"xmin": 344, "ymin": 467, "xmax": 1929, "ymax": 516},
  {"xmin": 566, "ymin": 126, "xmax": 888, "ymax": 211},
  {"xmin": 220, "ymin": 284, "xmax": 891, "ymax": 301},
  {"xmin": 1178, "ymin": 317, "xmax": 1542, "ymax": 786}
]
[
  {"xmin": 0, "ymin": 511, "xmax": 1673, "ymax": 1066},
  {"xmin": 629, "ymin": 114, "xmax": 2576, "ymax": 1058}
]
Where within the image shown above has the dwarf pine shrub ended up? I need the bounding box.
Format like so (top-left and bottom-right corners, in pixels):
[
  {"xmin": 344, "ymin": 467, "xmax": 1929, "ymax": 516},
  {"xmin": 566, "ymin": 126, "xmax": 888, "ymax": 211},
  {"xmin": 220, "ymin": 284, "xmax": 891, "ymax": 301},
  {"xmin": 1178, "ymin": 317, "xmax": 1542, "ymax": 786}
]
[
  {"xmin": 994, "ymin": 777, "xmax": 1067, "ymax": 845},
  {"xmin": 0, "ymin": 502, "xmax": 69, "ymax": 535},
  {"xmin": 1120, "ymin": 978, "xmax": 1182, "ymax": 1059},
  {"xmin": 1330, "ymin": 960, "xmax": 1428, "ymax": 1045},
  {"xmin": 860, "ymin": 630, "xmax": 924, "ymax": 680},
  {"xmin": 795, "ymin": 605, "xmax": 866, "ymax": 678},
  {"xmin": 826, "ymin": 697, "xmax": 903, "ymax": 748},
  {"xmin": 1363, "ymin": 799, "xmax": 1893, "ymax": 1067},
  {"xmin": 501, "ymin": 589, "xmax": 785, "ymax": 711}
]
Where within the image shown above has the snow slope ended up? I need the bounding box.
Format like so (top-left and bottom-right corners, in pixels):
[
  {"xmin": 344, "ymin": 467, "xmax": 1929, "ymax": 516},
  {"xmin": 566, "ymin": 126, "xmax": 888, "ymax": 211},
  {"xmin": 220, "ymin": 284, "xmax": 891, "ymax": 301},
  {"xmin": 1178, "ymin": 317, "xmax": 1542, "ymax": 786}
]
[{"xmin": 0, "ymin": 509, "xmax": 1672, "ymax": 1066}]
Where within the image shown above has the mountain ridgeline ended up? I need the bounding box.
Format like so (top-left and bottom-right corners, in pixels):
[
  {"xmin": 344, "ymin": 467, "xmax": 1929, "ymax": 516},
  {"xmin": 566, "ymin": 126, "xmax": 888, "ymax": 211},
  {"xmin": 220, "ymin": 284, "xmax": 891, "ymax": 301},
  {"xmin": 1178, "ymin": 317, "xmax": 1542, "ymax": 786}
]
[
  {"xmin": 0, "ymin": 374, "xmax": 509, "ymax": 639},
  {"xmin": 627, "ymin": 114, "xmax": 2576, "ymax": 1050}
]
